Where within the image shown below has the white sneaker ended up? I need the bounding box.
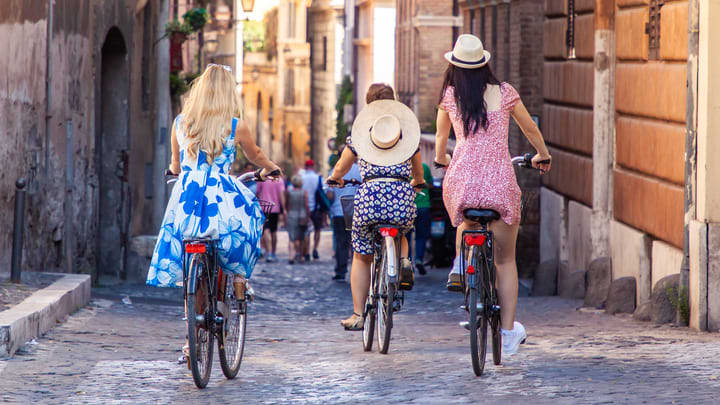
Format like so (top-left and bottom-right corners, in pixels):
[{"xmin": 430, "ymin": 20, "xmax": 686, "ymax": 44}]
[
  {"xmin": 501, "ymin": 321, "xmax": 527, "ymax": 356},
  {"xmin": 449, "ymin": 256, "xmax": 462, "ymax": 276}
]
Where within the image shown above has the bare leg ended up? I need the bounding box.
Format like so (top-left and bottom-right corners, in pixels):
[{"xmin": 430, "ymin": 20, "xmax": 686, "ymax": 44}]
[
  {"xmin": 488, "ymin": 220, "xmax": 520, "ymax": 331},
  {"xmin": 270, "ymin": 231, "xmax": 278, "ymax": 255},
  {"xmin": 399, "ymin": 236, "xmax": 409, "ymax": 258},
  {"xmin": 313, "ymin": 224, "xmax": 322, "ymax": 253},
  {"xmin": 260, "ymin": 229, "xmax": 269, "ymax": 254},
  {"xmin": 350, "ymin": 253, "xmax": 373, "ymax": 315}
]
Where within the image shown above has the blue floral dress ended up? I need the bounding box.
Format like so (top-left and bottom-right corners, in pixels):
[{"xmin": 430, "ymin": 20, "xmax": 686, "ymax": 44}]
[
  {"xmin": 347, "ymin": 137, "xmax": 417, "ymax": 255},
  {"xmin": 146, "ymin": 115, "xmax": 265, "ymax": 288}
]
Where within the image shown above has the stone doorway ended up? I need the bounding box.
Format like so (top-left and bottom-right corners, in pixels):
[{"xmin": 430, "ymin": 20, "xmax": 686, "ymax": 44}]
[{"xmin": 98, "ymin": 27, "xmax": 130, "ymax": 280}]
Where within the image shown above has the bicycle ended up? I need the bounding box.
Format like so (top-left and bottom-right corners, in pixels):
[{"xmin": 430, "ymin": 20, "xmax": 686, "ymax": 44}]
[
  {"xmin": 437, "ymin": 153, "xmax": 548, "ymax": 376},
  {"xmin": 166, "ymin": 168, "xmax": 278, "ymax": 388},
  {"xmin": 331, "ymin": 178, "xmax": 425, "ymax": 354}
]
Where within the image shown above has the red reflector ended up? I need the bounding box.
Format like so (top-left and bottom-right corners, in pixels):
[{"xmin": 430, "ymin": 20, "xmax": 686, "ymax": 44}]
[
  {"xmin": 185, "ymin": 243, "xmax": 206, "ymax": 253},
  {"xmin": 380, "ymin": 227, "xmax": 399, "ymax": 238},
  {"xmin": 467, "ymin": 265, "xmax": 475, "ymax": 274},
  {"xmin": 464, "ymin": 234, "xmax": 487, "ymax": 246}
]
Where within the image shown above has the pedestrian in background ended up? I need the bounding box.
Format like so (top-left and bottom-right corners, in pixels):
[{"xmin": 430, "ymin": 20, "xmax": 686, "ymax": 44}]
[
  {"xmin": 411, "ymin": 162, "xmax": 434, "ymax": 275},
  {"xmin": 286, "ymin": 175, "xmax": 310, "ymax": 264},
  {"xmin": 301, "ymin": 159, "xmax": 329, "ymax": 261},
  {"xmin": 326, "ymin": 162, "xmax": 361, "ymax": 281},
  {"xmin": 257, "ymin": 177, "xmax": 286, "ymax": 263}
]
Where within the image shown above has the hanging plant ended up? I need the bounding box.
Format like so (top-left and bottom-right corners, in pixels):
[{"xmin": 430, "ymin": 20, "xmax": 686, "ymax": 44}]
[
  {"xmin": 182, "ymin": 8, "xmax": 210, "ymax": 32},
  {"xmin": 165, "ymin": 19, "xmax": 192, "ymax": 38}
]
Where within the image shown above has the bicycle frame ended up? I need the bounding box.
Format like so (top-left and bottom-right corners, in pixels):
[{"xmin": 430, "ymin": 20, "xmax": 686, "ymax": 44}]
[
  {"xmin": 460, "ymin": 228, "xmax": 496, "ymax": 312},
  {"xmin": 182, "ymin": 239, "xmax": 221, "ymax": 330}
]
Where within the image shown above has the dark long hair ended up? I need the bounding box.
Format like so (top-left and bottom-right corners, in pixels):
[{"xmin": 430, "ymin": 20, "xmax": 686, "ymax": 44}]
[{"xmin": 439, "ymin": 64, "xmax": 501, "ymax": 137}]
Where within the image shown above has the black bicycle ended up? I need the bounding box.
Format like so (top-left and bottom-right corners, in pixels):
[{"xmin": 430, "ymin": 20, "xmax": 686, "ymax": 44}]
[
  {"xmin": 331, "ymin": 178, "xmax": 425, "ymax": 354},
  {"xmin": 457, "ymin": 154, "xmax": 548, "ymax": 376},
  {"xmin": 167, "ymin": 169, "xmax": 277, "ymax": 388}
]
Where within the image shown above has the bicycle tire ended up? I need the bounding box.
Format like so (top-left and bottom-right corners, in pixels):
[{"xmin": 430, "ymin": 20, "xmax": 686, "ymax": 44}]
[
  {"xmin": 485, "ymin": 256, "xmax": 502, "ymax": 366},
  {"xmin": 187, "ymin": 254, "xmax": 214, "ymax": 389},
  {"xmin": 362, "ymin": 260, "xmax": 377, "ymax": 352},
  {"xmin": 468, "ymin": 247, "xmax": 488, "ymax": 376},
  {"xmin": 377, "ymin": 252, "xmax": 395, "ymax": 354},
  {"xmin": 218, "ymin": 275, "xmax": 247, "ymax": 379}
]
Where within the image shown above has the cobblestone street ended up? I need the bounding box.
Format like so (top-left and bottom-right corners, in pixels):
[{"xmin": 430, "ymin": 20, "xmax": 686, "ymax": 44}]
[{"xmin": 1, "ymin": 237, "xmax": 719, "ymax": 404}]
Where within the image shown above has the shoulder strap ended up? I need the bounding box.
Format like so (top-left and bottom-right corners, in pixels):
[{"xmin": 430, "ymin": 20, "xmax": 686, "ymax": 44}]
[{"xmin": 230, "ymin": 117, "xmax": 238, "ymax": 141}]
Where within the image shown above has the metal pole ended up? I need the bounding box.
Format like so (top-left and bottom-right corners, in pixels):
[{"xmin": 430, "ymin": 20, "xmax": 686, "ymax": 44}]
[{"xmin": 11, "ymin": 178, "xmax": 26, "ymax": 284}]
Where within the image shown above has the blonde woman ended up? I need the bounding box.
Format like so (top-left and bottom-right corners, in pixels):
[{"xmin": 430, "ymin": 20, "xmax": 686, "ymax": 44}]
[{"xmin": 147, "ymin": 64, "xmax": 281, "ymax": 292}]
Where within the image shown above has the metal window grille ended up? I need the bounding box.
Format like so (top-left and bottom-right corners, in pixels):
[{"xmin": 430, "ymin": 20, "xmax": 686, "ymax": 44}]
[
  {"xmin": 566, "ymin": 0, "xmax": 576, "ymax": 59},
  {"xmin": 470, "ymin": 9, "xmax": 475, "ymax": 35},
  {"xmin": 646, "ymin": 0, "xmax": 665, "ymax": 60},
  {"xmin": 322, "ymin": 36, "xmax": 327, "ymax": 71}
]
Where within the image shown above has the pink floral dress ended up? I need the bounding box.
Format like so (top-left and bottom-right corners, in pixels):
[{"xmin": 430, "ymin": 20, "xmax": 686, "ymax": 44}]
[{"xmin": 439, "ymin": 82, "xmax": 522, "ymax": 227}]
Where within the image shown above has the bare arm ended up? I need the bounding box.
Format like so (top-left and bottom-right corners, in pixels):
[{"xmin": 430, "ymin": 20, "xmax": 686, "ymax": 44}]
[
  {"xmin": 327, "ymin": 147, "xmax": 357, "ymax": 184},
  {"xmin": 511, "ymin": 100, "xmax": 552, "ymax": 172},
  {"xmin": 409, "ymin": 151, "xmax": 425, "ymax": 189},
  {"xmin": 169, "ymin": 124, "xmax": 181, "ymax": 174},
  {"xmin": 434, "ymin": 108, "xmax": 452, "ymax": 166},
  {"xmin": 235, "ymin": 120, "xmax": 281, "ymax": 175}
]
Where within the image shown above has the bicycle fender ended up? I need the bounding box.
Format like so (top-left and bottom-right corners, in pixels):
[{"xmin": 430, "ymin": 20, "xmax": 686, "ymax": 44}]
[
  {"xmin": 384, "ymin": 236, "xmax": 397, "ymax": 278},
  {"xmin": 187, "ymin": 256, "xmax": 199, "ymax": 294}
]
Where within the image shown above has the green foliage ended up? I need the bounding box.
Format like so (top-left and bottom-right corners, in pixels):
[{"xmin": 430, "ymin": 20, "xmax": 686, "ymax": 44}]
[
  {"xmin": 183, "ymin": 8, "xmax": 209, "ymax": 32},
  {"xmin": 170, "ymin": 72, "xmax": 200, "ymax": 103},
  {"xmin": 165, "ymin": 8, "xmax": 209, "ymax": 39},
  {"xmin": 335, "ymin": 76, "xmax": 353, "ymax": 143},
  {"xmin": 243, "ymin": 21, "xmax": 266, "ymax": 52},
  {"xmin": 263, "ymin": 7, "xmax": 278, "ymax": 60},
  {"xmin": 666, "ymin": 284, "xmax": 690, "ymax": 325}
]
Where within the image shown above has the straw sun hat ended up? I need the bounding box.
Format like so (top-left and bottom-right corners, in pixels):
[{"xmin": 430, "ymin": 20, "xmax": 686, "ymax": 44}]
[
  {"xmin": 351, "ymin": 99, "xmax": 421, "ymax": 166},
  {"xmin": 444, "ymin": 34, "xmax": 491, "ymax": 69}
]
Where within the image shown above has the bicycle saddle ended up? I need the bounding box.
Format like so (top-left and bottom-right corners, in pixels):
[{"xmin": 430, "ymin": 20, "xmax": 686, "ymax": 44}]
[{"xmin": 463, "ymin": 209, "xmax": 500, "ymax": 225}]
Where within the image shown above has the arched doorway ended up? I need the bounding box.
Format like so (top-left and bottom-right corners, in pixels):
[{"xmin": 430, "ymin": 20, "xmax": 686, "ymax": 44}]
[{"xmin": 98, "ymin": 27, "xmax": 130, "ymax": 280}]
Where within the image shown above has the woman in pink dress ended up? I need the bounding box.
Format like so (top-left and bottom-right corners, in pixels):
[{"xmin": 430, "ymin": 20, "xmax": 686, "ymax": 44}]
[{"xmin": 434, "ymin": 35, "xmax": 552, "ymax": 355}]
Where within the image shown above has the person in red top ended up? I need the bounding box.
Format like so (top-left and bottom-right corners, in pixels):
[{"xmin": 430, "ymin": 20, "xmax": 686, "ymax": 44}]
[{"xmin": 256, "ymin": 177, "xmax": 286, "ymax": 262}]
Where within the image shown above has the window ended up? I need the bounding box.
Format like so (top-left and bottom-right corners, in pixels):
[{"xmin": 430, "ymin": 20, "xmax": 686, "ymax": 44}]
[
  {"xmin": 268, "ymin": 96, "xmax": 274, "ymax": 140},
  {"xmin": 256, "ymin": 92, "xmax": 262, "ymax": 148},
  {"xmin": 288, "ymin": 1, "xmax": 296, "ymax": 39},
  {"xmin": 469, "ymin": 10, "xmax": 475, "ymax": 35},
  {"xmin": 287, "ymin": 132, "xmax": 294, "ymax": 159},
  {"xmin": 491, "ymin": 6, "xmax": 498, "ymax": 67},
  {"xmin": 566, "ymin": 0, "xmax": 576, "ymax": 59},
  {"xmin": 284, "ymin": 69, "xmax": 295, "ymax": 106},
  {"xmin": 481, "ymin": 8, "xmax": 486, "ymax": 43},
  {"xmin": 322, "ymin": 36, "xmax": 328, "ymax": 71},
  {"xmin": 646, "ymin": 0, "xmax": 665, "ymax": 60}
]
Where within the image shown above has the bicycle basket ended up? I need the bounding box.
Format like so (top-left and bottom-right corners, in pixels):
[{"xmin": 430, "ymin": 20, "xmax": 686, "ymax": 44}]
[
  {"xmin": 258, "ymin": 200, "xmax": 275, "ymax": 215},
  {"xmin": 339, "ymin": 195, "xmax": 355, "ymax": 231}
]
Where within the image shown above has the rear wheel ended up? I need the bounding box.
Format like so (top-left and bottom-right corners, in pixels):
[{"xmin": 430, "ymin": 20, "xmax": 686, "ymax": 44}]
[
  {"xmin": 219, "ymin": 275, "xmax": 247, "ymax": 379},
  {"xmin": 377, "ymin": 253, "xmax": 395, "ymax": 354},
  {"xmin": 187, "ymin": 254, "xmax": 214, "ymax": 389},
  {"xmin": 467, "ymin": 247, "xmax": 488, "ymax": 376},
  {"xmin": 362, "ymin": 261, "xmax": 377, "ymax": 352}
]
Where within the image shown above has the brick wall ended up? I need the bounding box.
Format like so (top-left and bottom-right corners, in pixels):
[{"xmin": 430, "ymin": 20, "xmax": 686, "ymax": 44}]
[
  {"xmin": 613, "ymin": 0, "xmax": 688, "ymax": 248},
  {"xmin": 460, "ymin": 0, "xmax": 545, "ymax": 277}
]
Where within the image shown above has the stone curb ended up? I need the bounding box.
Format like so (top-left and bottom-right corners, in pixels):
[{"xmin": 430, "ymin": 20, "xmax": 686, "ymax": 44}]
[{"xmin": 0, "ymin": 273, "xmax": 91, "ymax": 358}]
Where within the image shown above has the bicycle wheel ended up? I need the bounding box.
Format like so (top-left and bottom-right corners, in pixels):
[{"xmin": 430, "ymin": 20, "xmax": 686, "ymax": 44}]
[
  {"xmin": 362, "ymin": 260, "xmax": 377, "ymax": 352},
  {"xmin": 467, "ymin": 247, "xmax": 488, "ymax": 376},
  {"xmin": 187, "ymin": 254, "xmax": 215, "ymax": 388},
  {"xmin": 486, "ymin": 258, "xmax": 502, "ymax": 366},
  {"xmin": 218, "ymin": 275, "xmax": 247, "ymax": 379},
  {"xmin": 377, "ymin": 251, "xmax": 395, "ymax": 354}
]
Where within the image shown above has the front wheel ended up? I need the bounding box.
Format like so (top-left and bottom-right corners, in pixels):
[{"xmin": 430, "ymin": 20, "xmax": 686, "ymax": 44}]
[
  {"xmin": 186, "ymin": 254, "xmax": 214, "ymax": 388},
  {"xmin": 218, "ymin": 275, "xmax": 247, "ymax": 379}
]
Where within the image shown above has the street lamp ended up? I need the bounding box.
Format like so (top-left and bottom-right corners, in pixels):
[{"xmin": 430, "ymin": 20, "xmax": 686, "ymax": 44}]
[{"xmin": 241, "ymin": 0, "xmax": 255, "ymax": 13}]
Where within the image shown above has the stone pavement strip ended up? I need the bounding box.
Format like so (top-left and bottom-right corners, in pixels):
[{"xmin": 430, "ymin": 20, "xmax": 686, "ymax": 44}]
[{"xmin": 0, "ymin": 251, "xmax": 718, "ymax": 404}]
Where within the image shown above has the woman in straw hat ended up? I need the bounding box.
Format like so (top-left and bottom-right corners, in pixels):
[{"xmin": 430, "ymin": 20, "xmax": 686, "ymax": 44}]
[
  {"xmin": 435, "ymin": 35, "xmax": 552, "ymax": 355},
  {"xmin": 328, "ymin": 84, "xmax": 426, "ymax": 331}
]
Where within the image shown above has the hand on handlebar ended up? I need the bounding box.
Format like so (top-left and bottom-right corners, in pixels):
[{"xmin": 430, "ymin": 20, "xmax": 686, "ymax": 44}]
[
  {"xmin": 433, "ymin": 153, "xmax": 452, "ymax": 169},
  {"xmin": 258, "ymin": 166, "xmax": 282, "ymax": 181},
  {"xmin": 326, "ymin": 177, "xmax": 345, "ymax": 187},
  {"xmin": 411, "ymin": 179, "xmax": 428, "ymax": 192},
  {"xmin": 531, "ymin": 153, "xmax": 552, "ymax": 174}
]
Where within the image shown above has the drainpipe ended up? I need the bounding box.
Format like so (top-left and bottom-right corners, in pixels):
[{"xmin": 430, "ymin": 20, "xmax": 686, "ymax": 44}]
[
  {"xmin": 153, "ymin": 0, "xmax": 171, "ymax": 229},
  {"xmin": 682, "ymin": 0, "xmax": 699, "ymax": 293},
  {"xmin": 590, "ymin": 0, "xmax": 615, "ymax": 260},
  {"xmin": 44, "ymin": 0, "xmax": 54, "ymax": 175}
]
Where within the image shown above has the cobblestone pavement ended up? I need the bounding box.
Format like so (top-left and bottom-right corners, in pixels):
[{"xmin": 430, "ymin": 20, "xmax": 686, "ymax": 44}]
[{"xmin": 1, "ymin": 237, "xmax": 719, "ymax": 404}]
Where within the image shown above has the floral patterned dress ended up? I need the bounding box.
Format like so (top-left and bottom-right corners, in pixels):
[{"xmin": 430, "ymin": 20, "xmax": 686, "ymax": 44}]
[
  {"xmin": 347, "ymin": 137, "xmax": 417, "ymax": 255},
  {"xmin": 146, "ymin": 115, "xmax": 265, "ymax": 288},
  {"xmin": 440, "ymin": 82, "xmax": 522, "ymax": 227}
]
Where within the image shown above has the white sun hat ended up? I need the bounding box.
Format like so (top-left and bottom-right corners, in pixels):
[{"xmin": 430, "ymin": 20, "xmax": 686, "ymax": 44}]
[
  {"xmin": 444, "ymin": 34, "xmax": 492, "ymax": 69},
  {"xmin": 350, "ymin": 99, "xmax": 421, "ymax": 166}
]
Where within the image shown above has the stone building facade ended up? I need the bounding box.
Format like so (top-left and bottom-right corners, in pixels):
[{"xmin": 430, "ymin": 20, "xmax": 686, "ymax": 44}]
[
  {"xmin": 0, "ymin": 0, "xmax": 162, "ymax": 281},
  {"xmin": 538, "ymin": 0, "xmax": 720, "ymax": 331}
]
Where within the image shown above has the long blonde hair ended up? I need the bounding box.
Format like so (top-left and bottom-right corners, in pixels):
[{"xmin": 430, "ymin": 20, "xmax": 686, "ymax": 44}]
[{"xmin": 180, "ymin": 65, "xmax": 242, "ymax": 162}]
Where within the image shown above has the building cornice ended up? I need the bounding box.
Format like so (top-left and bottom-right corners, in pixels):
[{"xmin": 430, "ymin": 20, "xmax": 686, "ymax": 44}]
[{"xmin": 398, "ymin": 15, "xmax": 463, "ymax": 29}]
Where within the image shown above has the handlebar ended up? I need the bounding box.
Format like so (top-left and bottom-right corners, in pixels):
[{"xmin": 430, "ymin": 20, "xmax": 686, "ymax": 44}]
[
  {"xmin": 326, "ymin": 178, "xmax": 362, "ymax": 187},
  {"xmin": 511, "ymin": 153, "xmax": 551, "ymax": 171},
  {"xmin": 165, "ymin": 168, "xmax": 281, "ymax": 184}
]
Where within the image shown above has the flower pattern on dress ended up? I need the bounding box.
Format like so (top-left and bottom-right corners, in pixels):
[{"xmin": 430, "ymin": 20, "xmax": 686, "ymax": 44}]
[
  {"xmin": 346, "ymin": 137, "xmax": 417, "ymax": 255},
  {"xmin": 440, "ymin": 82, "xmax": 522, "ymax": 227},
  {"xmin": 146, "ymin": 115, "xmax": 265, "ymax": 288}
]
